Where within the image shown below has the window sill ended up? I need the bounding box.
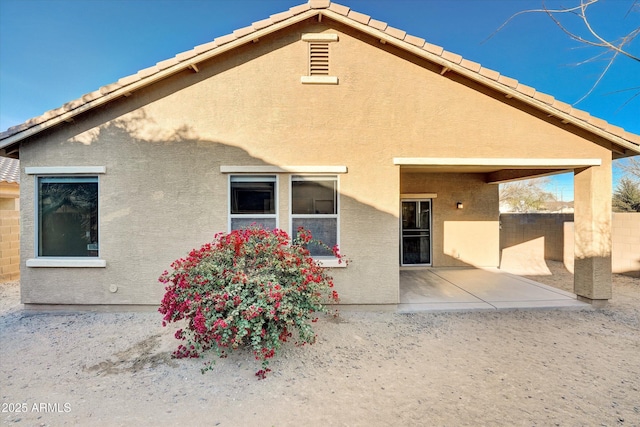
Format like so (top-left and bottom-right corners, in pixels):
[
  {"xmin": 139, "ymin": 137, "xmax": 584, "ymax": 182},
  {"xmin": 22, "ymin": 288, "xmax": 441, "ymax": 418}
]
[
  {"xmin": 316, "ymin": 258, "xmax": 346, "ymax": 268},
  {"xmin": 27, "ymin": 258, "xmax": 107, "ymax": 268}
]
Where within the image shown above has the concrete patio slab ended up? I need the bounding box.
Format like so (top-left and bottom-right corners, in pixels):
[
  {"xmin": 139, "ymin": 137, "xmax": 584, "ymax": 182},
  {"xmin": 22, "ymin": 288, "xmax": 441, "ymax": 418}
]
[
  {"xmin": 398, "ymin": 267, "xmax": 591, "ymax": 313},
  {"xmin": 400, "ymin": 269, "xmax": 480, "ymax": 303}
]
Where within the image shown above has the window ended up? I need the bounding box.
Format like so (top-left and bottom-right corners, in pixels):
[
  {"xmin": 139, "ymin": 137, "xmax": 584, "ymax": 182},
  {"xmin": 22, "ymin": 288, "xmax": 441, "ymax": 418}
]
[
  {"xmin": 229, "ymin": 175, "xmax": 277, "ymax": 230},
  {"xmin": 37, "ymin": 176, "xmax": 99, "ymax": 257},
  {"xmin": 291, "ymin": 176, "xmax": 338, "ymax": 257}
]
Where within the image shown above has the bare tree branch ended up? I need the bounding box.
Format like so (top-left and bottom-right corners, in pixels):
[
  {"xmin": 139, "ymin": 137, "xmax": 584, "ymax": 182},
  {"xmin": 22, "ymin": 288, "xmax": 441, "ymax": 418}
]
[
  {"xmin": 620, "ymin": 157, "xmax": 640, "ymax": 180},
  {"xmin": 487, "ymin": 0, "xmax": 639, "ymax": 106},
  {"xmin": 482, "ymin": 0, "xmax": 600, "ymax": 44},
  {"xmin": 612, "ymin": 87, "xmax": 640, "ymax": 112},
  {"xmin": 574, "ymin": 49, "xmax": 619, "ymax": 105},
  {"xmin": 499, "ymin": 179, "xmax": 557, "ymax": 212},
  {"xmin": 550, "ymin": 0, "xmax": 639, "ymax": 61},
  {"xmin": 624, "ymin": 0, "xmax": 639, "ymax": 18}
]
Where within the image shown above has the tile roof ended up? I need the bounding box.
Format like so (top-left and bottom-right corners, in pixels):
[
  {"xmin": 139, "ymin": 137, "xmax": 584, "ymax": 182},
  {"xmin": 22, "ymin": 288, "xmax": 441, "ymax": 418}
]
[
  {"xmin": 0, "ymin": 157, "xmax": 19, "ymax": 184},
  {"xmin": 1, "ymin": 0, "xmax": 638, "ymax": 154}
]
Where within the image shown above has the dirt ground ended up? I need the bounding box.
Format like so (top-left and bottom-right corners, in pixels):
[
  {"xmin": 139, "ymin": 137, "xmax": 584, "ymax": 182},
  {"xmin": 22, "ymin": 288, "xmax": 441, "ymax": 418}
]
[{"xmin": 1, "ymin": 261, "xmax": 639, "ymax": 426}]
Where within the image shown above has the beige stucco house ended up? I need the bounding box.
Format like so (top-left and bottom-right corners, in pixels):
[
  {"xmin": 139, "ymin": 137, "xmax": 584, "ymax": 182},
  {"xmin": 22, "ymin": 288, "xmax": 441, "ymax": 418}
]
[{"xmin": 1, "ymin": 0, "xmax": 639, "ymax": 308}]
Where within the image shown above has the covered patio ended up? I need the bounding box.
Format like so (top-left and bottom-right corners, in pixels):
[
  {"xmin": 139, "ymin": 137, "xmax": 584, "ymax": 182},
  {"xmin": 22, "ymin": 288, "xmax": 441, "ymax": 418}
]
[
  {"xmin": 399, "ymin": 268, "xmax": 590, "ymax": 312},
  {"xmin": 398, "ymin": 156, "xmax": 617, "ymax": 306}
]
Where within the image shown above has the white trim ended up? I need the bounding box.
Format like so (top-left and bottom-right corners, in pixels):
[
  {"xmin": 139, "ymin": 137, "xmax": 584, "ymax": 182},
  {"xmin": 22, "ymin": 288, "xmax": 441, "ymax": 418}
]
[
  {"xmin": 302, "ymin": 33, "xmax": 339, "ymax": 42},
  {"xmin": 26, "ymin": 166, "xmax": 106, "ymax": 175},
  {"xmin": 401, "ymin": 193, "xmax": 437, "ymax": 199},
  {"xmin": 26, "ymin": 258, "xmax": 106, "ymax": 268},
  {"xmin": 316, "ymin": 258, "xmax": 347, "ymax": 268},
  {"xmin": 400, "ymin": 199, "xmax": 433, "ymax": 267},
  {"xmin": 393, "ymin": 158, "xmax": 602, "ymax": 167},
  {"xmin": 228, "ymin": 174, "xmax": 279, "ymax": 232},
  {"xmin": 34, "ymin": 174, "xmax": 102, "ymax": 260},
  {"xmin": 230, "ymin": 175, "xmax": 276, "ymax": 183},
  {"xmin": 290, "ymin": 174, "xmax": 341, "ymax": 263},
  {"xmin": 301, "ymin": 76, "xmax": 339, "ymax": 85},
  {"xmin": 220, "ymin": 165, "xmax": 347, "ymax": 174}
]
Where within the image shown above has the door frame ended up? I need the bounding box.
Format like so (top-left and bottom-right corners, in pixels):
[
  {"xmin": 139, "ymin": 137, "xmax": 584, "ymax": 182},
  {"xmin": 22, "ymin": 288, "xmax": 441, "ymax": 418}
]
[{"xmin": 400, "ymin": 198, "xmax": 433, "ymax": 266}]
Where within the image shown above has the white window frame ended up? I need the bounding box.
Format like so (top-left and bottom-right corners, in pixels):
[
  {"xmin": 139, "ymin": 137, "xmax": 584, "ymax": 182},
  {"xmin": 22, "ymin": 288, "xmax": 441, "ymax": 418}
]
[
  {"xmin": 25, "ymin": 166, "xmax": 106, "ymax": 268},
  {"xmin": 228, "ymin": 175, "xmax": 279, "ymax": 232},
  {"xmin": 290, "ymin": 175, "xmax": 343, "ymax": 267}
]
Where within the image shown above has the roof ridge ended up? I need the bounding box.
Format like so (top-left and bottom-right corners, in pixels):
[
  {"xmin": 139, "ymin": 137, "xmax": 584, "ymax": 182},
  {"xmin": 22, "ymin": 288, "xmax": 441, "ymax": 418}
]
[{"xmin": 1, "ymin": 0, "xmax": 639, "ymax": 149}]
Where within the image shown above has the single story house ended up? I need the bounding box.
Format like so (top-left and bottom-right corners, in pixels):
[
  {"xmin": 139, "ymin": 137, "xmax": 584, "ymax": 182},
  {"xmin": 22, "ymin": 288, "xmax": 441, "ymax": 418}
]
[{"xmin": 1, "ymin": 0, "xmax": 639, "ymax": 308}]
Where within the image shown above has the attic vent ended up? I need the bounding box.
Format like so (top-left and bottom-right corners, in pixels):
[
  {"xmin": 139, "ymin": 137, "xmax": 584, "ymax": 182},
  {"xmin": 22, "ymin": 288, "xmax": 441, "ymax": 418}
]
[
  {"xmin": 301, "ymin": 33, "xmax": 338, "ymax": 85},
  {"xmin": 309, "ymin": 42, "xmax": 330, "ymax": 75}
]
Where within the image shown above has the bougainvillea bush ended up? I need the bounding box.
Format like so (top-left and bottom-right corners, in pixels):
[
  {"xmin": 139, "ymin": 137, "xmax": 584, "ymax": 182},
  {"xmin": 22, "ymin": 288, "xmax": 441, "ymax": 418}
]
[{"xmin": 159, "ymin": 226, "xmax": 342, "ymax": 378}]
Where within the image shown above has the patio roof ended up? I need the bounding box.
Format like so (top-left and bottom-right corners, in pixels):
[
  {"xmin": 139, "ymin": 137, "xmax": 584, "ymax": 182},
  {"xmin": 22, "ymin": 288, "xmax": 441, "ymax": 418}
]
[
  {"xmin": 1, "ymin": 0, "xmax": 639, "ymax": 158},
  {"xmin": 394, "ymin": 157, "xmax": 605, "ymax": 183}
]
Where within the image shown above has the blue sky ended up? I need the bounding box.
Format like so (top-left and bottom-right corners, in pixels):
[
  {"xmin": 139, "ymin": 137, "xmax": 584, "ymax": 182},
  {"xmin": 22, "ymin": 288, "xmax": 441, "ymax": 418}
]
[{"xmin": 1, "ymin": 0, "xmax": 638, "ymax": 200}]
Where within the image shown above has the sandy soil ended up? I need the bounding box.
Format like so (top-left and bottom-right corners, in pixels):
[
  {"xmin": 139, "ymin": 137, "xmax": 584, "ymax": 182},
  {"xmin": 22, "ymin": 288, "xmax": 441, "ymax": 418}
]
[{"xmin": 1, "ymin": 261, "xmax": 639, "ymax": 426}]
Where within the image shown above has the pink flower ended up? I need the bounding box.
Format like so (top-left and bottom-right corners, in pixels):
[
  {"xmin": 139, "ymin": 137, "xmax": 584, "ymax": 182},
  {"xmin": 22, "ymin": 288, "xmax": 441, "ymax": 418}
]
[
  {"xmin": 159, "ymin": 225, "xmax": 344, "ymax": 378},
  {"xmin": 193, "ymin": 309, "xmax": 207, "ymax": 334}
]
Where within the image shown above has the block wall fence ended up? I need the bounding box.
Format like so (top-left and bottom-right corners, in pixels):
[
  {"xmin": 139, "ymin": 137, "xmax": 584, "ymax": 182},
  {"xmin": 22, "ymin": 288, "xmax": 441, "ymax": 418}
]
[
  {"xmin": 0, "ymin": 204, "xmax": 20, "ymax": 281},
  {"xmin": 500, "ymin": 213, "xmax": 640, "ymax": 278}
]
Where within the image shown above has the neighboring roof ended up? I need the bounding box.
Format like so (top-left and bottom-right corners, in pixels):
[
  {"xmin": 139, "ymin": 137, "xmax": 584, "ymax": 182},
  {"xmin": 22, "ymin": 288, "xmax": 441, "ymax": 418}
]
[
  {"xmin": 0, "ymin": 157, "xmax": 19, "ymax": 184},
  {"xmin": 1, "ymin": 0, "xmax": 639, "ymax": 157}
]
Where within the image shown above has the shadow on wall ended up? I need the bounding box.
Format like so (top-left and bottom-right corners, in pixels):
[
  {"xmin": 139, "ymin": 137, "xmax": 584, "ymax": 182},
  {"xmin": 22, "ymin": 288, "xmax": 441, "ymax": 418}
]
[
  {"xmin": 499, "ymin": 213, "xmax": 639, "ymax": 278},
  {"xmin": 15, "ymin": 26, "xmax": 406, "ymax": 305},
  {"xmin": 499, "ymin": 213, "xmax": 573, "ymax": 276},
  {"xmin": 570, "ymin": 213, "xmax": 640, "ymax": 279},
  {"xmin": 20, "ymin": 110, "xmax": 400, "ymax": 306}
]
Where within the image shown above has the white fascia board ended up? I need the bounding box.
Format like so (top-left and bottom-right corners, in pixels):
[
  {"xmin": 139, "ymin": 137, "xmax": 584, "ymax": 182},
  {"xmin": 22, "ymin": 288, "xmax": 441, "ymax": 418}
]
[
  {"xmin": 26, "ymin": 166, "xmax": 106, "ymax": 175},
  {"xmin": 393, "ymin": 158, "xmax": 602, "ymax": 168}
]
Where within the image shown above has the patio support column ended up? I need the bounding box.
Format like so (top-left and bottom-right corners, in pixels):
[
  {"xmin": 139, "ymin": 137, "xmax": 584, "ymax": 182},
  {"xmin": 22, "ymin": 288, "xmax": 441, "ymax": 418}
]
[{"xmin": 573, "ymin": 159, "xmax": 612, "ymax": 305}]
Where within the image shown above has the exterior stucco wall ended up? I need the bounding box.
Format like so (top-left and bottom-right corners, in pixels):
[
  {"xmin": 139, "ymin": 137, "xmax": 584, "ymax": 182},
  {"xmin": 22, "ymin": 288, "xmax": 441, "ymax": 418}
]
[
  {"xmin": 18, "ymin": 19, "xmax": 614, "ymax": 306},
  {"xmin": 565, "ymin": 213, "xmax": 639, "ymax": 278},
  {"xmin": 401, "ymin": 173, "xmax": 500, "ymax": 267}
]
